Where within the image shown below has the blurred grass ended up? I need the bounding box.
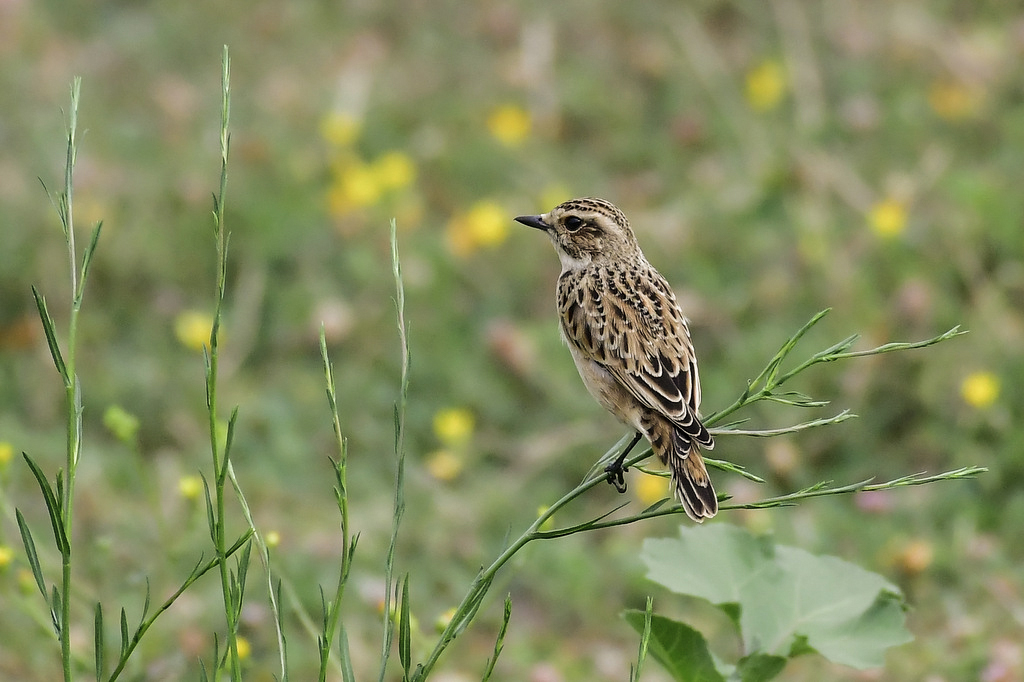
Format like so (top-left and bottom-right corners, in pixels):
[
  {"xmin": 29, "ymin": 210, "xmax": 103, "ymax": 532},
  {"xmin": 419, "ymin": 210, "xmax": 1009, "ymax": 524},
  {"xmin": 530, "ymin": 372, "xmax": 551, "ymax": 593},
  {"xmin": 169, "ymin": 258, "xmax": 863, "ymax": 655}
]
[{"xmin": 1, "ymin": 1, "xmax": 1022, "ymax": 680}]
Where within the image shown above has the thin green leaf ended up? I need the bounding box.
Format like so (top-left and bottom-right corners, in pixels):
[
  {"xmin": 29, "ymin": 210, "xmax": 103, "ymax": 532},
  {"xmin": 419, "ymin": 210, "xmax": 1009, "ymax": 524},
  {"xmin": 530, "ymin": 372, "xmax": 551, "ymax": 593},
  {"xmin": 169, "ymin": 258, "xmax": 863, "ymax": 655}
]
[
  {"xmin": 226, "ymin": 529, "xmax": 255, "ymax": 555},
  {"xmin": 16, "ymin": 509, "xmax": 48, "ymax": 601},
  {"xmin": 399, "ymin": 576, "xmax": 412, "ymax": 679},
  {"xmin": 319, "ymin": 585, "xmax": 329, "ymax": 631},
  {"xmin": 94, "ymin": 602, "xmax": 104, "ymax": 682},
  {"xmin": 629, "ymin": 597, "xmax": 654, "ymax": 682},
  {"xmin": 50, "ymin": 585, "xmax": 62, "ymax": 634},
  {"xmin": 142, "ymin": 579, "xmax": 152, "ymax": 621},
  {"xmin": 234, "ymin": 540, "xmax": 253, "ymax": 618},
  {"xmin": 275, "ymin": 578, "xmax": 290, "ymax": 682},
  {"xmin": 76, "ymin": 220, "xmax": 103, "ymax": 306},
  {"xmin": 31, "ymin": 286, "xmax": 68, "ymax": 384},
  {"xmin": 119, "ymin": 607, "xmax": 129, "ymax": 659},
  {"xmin": 702, "ymin": 457, "xmax": 767, "ymax": 482},
  {"xmin": 22, "ymin": 453, "xmax": 70, "ymax": 555},
  {"xmin": 201, "ymin": 473, "xmax": 216, "ymax": 545},
  {"xmin": 339, "ymin": 622, "xmax": 356, "ymax": 682},
  {"xmin": 220, "ymin": 407, "xmax": 240, "ymax": 483}
]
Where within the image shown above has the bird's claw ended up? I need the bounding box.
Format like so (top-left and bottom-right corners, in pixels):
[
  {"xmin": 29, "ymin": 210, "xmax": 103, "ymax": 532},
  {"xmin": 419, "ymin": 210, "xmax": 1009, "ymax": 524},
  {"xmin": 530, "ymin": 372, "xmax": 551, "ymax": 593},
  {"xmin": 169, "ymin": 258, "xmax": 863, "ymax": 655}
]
[{"xmin": 605, "ymin": 462, "xmax": 628, "ymax": 493}]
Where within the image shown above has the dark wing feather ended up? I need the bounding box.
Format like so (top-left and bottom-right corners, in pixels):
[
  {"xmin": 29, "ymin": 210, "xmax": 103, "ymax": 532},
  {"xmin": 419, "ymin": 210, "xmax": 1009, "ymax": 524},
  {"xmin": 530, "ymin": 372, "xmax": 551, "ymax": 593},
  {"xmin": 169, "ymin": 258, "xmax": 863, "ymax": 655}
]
[{"xmin": 558, "ymin": 264, "xmax": 713, "ymax": 448}]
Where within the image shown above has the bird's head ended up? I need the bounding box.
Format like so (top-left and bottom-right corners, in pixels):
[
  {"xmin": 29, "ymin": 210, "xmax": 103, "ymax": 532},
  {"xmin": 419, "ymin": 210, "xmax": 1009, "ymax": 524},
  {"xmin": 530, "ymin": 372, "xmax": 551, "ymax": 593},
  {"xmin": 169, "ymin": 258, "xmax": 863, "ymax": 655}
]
[{"xmin": 515, "ymin": 197, "xmax": 641, "ymax": 270}]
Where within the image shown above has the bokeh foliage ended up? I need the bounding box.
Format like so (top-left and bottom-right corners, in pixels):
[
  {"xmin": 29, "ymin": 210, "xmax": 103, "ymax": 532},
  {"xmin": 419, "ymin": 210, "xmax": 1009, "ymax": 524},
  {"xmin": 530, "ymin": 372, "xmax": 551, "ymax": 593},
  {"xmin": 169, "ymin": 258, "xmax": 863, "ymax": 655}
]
[{"xmin": 0, "ymin": 1, "xmax": 1020, "ymax": 680}]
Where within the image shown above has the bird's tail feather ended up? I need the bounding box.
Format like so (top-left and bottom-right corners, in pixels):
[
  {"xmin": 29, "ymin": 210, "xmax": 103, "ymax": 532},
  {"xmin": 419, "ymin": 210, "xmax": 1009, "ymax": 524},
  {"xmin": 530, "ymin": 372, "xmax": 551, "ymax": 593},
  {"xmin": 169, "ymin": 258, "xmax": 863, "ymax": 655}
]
[
  {"xmin": 648, "ymin": 418, "xmax": 718, "ymax": 522},
  {"xmin": 671, "ymin": 448, "xmax": 718, "ymax": 522}
]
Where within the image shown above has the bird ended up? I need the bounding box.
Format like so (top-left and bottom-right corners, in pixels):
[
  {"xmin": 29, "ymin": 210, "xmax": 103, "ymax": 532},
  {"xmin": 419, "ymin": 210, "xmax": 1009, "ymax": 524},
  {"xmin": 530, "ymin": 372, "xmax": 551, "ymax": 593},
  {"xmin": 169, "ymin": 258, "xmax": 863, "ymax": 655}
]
[{"xmin": 515, "ymin": 197, "xmax": 717, "ymax": 522}]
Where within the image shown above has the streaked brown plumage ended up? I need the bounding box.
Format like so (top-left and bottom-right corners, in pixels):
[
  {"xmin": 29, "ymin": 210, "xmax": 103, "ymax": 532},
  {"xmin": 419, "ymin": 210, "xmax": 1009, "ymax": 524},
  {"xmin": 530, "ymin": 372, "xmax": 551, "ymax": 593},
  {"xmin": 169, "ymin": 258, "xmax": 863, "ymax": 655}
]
[{"xmin": 516, "ymin": 197, "xmax": 717, "ymax": 521}]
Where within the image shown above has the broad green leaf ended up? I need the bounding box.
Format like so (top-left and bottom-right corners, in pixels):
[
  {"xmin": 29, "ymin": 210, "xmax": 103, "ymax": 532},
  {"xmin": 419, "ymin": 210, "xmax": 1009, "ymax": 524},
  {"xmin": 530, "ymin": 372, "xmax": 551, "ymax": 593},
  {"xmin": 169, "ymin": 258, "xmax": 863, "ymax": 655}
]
[
  {"xmin": 642, "ymin": 524, "xmax": 777, "ymax": 630},
  {"xmin": 623, "ymin": 610, "xmax": 724, "ymax": 682},
  {"xmin": 641, "ymin": 524, "xmax": 912, "ymax": 671}
]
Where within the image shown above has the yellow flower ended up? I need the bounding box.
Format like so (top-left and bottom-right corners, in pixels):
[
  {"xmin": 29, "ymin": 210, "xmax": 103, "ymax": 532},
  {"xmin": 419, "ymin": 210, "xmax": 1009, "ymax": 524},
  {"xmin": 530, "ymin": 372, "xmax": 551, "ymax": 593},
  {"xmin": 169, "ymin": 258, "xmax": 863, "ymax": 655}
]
[
  {"xmin": 0, "ymin": 441, "xmax": 13, "ymax": 469},
  {"xmin": 634, "ymin": 471, "xmax": 668, "ymax": 506},
  {"xmin": 868, "ymin": 198, "xmax": 907, "ymax": 238},
  {"xmin": 264, "ymin": 530, "xmax": 281, "ymax": 548},
  {"xmin": 0, "ymin": 545, "xmax": 13, "ymax": 570},
  {"xmin": 178, "ymin": 475, "xmax": 204, "ymax": 501},
  {"xmin": 745, "ymin": 60, "xmax": 786, "ymax": 112},
  {"xmin": 174, "ymin": 310, "xmax": 214, "ymax": 352},
  {"xmin": 433, "ymin": 408, "xmax": 475, "ymax": 446},
  {"xmin": 103, "ymin": 405, "xmax": 140, "ymax": 444},
  {"xmin": 928, "ymin": 81, "xmax": 982, "ymax": 121},
  {"xmin": 235, "ymin": 635, "xmax": 251, "ymax": 660},
  {"xmin": 328, "ymin": 160, "xmax": 383, "ymax": 215},
  {"xmin": 426, "ymin": 449, "xmax": 464, "ymax": 482},
  {"xmin": 487, "ymin": 104, "xmax": 531, "ymax": 147},
  {"xmin": 320, "ymin": 112, "xmax": 361, "ymax": 146},
  {"xmin": 446, "ymin": 200, "xmax": 509, "ymax": 256},
  {"xmin": 961, "ymin": 371, "xmax": 999, "ymax": 408},
  {"xmin": 372, "ymin": 151, "xmax": 416, "ymax": 191}
]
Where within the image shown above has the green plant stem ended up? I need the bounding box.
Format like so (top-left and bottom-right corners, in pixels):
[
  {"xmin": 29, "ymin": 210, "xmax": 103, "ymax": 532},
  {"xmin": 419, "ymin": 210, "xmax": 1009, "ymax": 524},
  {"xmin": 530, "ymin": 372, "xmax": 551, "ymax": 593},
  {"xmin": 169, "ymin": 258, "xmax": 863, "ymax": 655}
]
[
  {"xmin": 59, "ymin": 76, "xmax": 84, "ymax": 682},
  {"xmin": 226, "ymin": 464, "xmax": 285, "ymax": 679},
  {"xmin": 380, "ymin": 219, "xmax": 410, "ymax": 682},
  {"xmin": 532, "ymin": 466, "xmax": 987, "ymax": 538},
  {"xmin": 207, "ymin": 45, "xmax": 241, "ymax": 681},
  {"xmin": 319, "ymin": 327, "xmax": 354, "ymax": 682}
]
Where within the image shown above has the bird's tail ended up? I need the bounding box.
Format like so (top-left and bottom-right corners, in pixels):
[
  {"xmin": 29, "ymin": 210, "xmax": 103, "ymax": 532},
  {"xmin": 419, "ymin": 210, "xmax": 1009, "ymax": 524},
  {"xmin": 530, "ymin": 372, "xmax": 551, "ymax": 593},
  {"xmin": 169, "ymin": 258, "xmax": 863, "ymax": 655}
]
[
  {"xmin": 670, "ymin": 446, "xmax": 717, "ymax": 522},
  {"xmin": 649, "ymin": 418, "xmax": 718, "ymax": 522}
]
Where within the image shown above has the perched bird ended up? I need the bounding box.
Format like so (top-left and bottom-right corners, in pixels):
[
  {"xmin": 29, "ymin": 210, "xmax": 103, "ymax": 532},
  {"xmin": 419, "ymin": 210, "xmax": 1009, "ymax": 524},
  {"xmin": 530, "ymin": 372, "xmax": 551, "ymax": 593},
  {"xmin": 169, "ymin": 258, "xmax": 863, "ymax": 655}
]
[{"xmin": 516, "ymin": 197, "xmax": 717, "ymax": 521}]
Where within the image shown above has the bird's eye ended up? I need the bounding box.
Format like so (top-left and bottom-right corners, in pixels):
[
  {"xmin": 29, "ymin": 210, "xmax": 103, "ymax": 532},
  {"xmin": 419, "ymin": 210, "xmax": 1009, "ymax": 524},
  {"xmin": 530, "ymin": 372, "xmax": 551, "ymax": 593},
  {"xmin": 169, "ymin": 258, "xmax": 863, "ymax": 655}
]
[{"xmin": 563, "ymin": 216, "xmax": 584, "ymax": 232}]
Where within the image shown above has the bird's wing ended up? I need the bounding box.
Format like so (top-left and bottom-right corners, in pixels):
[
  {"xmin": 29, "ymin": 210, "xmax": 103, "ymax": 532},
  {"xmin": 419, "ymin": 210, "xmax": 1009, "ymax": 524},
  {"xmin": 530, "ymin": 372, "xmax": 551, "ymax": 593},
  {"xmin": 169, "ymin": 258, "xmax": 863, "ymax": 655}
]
[{"xmin": 558, "ymin": 265, "xmax": 713, "ymax": 447}]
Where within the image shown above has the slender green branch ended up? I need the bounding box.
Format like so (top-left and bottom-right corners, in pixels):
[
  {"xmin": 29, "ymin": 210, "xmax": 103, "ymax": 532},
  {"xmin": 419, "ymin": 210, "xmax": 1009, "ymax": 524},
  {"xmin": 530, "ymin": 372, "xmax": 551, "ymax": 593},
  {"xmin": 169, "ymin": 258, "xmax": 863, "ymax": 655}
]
[
  {"xmin": 319, "ymin": 327, "xmax": 355, "ymax": 681},
  {"xmin": 479, "ymin": 595, "xmax": 512, "ymax": 682},
  {"xmin": 710, "ymin": 410, "xmax": 856, "ymax": 438},
  {"xmin": 105, "ymin": 534, "xmax": 252, "ymax": 681},
  {"xmin": 225, "ymin": 464, "xmax": 286, "ymax": 679},
  {"xmin": 203, "ymin": 45, "xmax": 244, "ymax": 682},
  {"xmin": 531, "ymin": 467, "xmax": 987, "ymax": 538},
  {"xmin": 774, "ymin": 325, "xmax": 965, "ymax": 387},
  {"xmin": 721, "ymin": 466, "xmax": 987, "ymax": 511},
  {"xmin": 380, "ymin": 219, "xmax": 410, "ymax": 682},
  {"xmin": 702, "ymin": 310, "xmax": 965, "ymax": 429},
  {"xmin": 60, "ymin": 77, "xmax": 84, "ymax": 682}
]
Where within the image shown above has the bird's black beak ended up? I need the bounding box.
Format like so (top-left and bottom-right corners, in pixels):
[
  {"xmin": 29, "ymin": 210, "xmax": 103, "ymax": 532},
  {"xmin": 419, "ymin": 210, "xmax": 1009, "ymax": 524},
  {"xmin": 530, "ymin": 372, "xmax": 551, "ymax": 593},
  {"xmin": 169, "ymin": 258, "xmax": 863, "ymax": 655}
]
[{"xmin": 514, "ymin": 214, "xmax": 550, "ymax": 231}]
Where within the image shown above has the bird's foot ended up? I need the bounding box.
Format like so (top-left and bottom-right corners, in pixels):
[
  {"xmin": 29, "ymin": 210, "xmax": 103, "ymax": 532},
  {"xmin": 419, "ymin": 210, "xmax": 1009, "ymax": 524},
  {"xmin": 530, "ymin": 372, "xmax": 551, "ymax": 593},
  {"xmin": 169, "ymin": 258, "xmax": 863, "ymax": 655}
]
[
  {"xmin": 604, "ymin": 461, "xmax": 628, "ymax": 493},
  {"xmin": 603, "ymin": 431, "xmax": 643, "ymax": 494}
]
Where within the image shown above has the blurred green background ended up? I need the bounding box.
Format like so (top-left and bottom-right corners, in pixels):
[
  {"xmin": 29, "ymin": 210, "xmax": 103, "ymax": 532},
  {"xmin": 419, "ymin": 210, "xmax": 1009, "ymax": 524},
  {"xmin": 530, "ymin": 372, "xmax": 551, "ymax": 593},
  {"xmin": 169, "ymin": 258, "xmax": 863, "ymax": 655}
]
[{"xmin": 1, "ymin": 1, "xmax": 1021, "ymax": 680}]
